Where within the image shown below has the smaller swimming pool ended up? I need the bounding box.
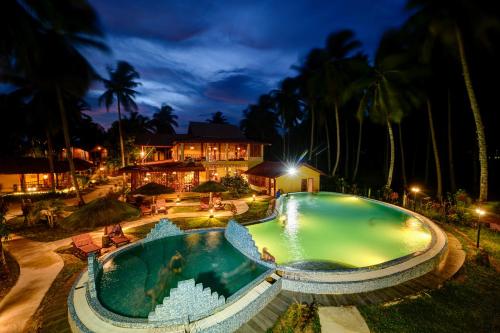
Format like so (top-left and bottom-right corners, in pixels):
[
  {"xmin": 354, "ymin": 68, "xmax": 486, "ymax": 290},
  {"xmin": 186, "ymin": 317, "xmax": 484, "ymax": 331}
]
[{"xmin": 96, "ymin": 231, "xmax": 268, "ymax": 318}]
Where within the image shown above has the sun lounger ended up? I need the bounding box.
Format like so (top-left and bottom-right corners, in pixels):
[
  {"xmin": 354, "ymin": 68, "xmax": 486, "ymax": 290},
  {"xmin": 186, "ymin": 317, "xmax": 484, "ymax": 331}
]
[
  {"xmin": 141, "ymin": 205, "xmax": 153, "ymax": 216},
  {"xmin": 71, "ymin": 234, "xmax": 101, "ymax": 258},
  {"xmin": 106, "ymin": 224, "xmax": 130, "ymax": 247},
  {"xmin": 156, "ymin": 199, "xmax": 168, "ymax": 214},
  {"xmin": 199, "ymin": 197, "xmax": 210, "ymax": 210}
]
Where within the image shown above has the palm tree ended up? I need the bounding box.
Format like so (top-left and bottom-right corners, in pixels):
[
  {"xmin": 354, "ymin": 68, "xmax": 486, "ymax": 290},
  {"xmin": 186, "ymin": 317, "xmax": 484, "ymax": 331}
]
[
  {"xmin": 323, "ymin": 30, "xmax": 362, "ymax": 176},
  {"xmin": 207, "ymin": 111, "xmax": 228, "ymax": 124},
  {"xmin": 99, "ymin": 61, "xmax": 141, "ymax": 171},
  {"xmin": 426, "ymin": 99, "xmax": 443, "ymax": 200},
  {"xmin": 365, "ymin": 39, "xmax": 419, "ymax": 189},
  {"xmin": 406, "ymin": 0, "xmax": 498, "ymax": 201},
  {"xmin": 151, "ymin": 104, "xmax": 178, "ymax": 134},
  {"xmin": 271, "ymin": 77, "xmax": 303, "ymax": 159},
  {"xmin": 1, "ymin": 0, "xmax": 107, "ymax": 205},
  {"xmin": 240, "ymin": 95, "xmax": 280, "ymax": 144}
]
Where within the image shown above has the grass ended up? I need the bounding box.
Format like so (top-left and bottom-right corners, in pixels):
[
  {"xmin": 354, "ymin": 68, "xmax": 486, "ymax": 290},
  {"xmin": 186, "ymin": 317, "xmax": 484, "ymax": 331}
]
[
  {"xmin": 6, "ymin": 216, "xmax": 83, "ymax": 242},
  {"xmin": 126, "ymin": 198, "xmax": 272, "ymax": 239},
  {"xmin": 61, "ymin": 197, "xmax": 140, "ymax": 230},
  {"xmin": 24, "ymin": 246, "xmax": 86, "ymax": 333},
  {"xmin": 0, "ymin": 251, "xmax": 20, "ymax": 302},
  {"xmin": 454, "ymin": 224, "xmax": 500, "ymax": 260},
  {"xmin": 358, "ymin": 224, "xmax": 500, "ymax": 333},
  {"xmin": 167, "ymin": 205, "xmax": 201, "ymax": 214},
  {"xmin": 267, "ymin": 302, "xmax": 321, "ymax": 333}
]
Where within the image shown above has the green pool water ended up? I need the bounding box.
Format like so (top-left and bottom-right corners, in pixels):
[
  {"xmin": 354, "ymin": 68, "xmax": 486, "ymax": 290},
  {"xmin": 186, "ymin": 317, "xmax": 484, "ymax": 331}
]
[
  {"xmin": 247, "ymin": 192, "xmax": 432, "ymax": 270},
  {"xmin": 96, "ymin": 231, "xmax": 267, "ymax": 318}
]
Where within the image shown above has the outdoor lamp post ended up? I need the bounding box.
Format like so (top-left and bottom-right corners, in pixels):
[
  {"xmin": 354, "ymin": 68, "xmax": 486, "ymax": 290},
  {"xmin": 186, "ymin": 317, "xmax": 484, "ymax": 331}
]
[
  {"xmin": 475, "ymin": 208, "xmax": 485, "ymax": 248},
  {"xmin": 411, "ymin": 187, "xmax": 420, "ymax": 211}
]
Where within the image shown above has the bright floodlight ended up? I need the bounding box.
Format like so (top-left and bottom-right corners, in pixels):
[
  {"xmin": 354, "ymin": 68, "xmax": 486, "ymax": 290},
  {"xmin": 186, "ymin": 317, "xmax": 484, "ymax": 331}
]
[
  {"xmin": 287, "ymin": 167, "xmax": 297, "ymax": 175},
  {"xmin": 411, "ymin": 186, "xmax": 420, "ymax": 193},
  {"xmin": 475, "ymin": 208, "xmax": 485, "ymax": 216}
]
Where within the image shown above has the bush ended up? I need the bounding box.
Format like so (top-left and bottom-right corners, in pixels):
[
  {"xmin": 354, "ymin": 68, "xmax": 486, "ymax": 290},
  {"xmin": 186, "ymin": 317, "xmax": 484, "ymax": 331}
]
[
  {"xmin": 28, "ymin": 199, "xmax": 66, "ymax": 228},
  {"xmin": 220, "ymin": 175, "xmax": 250, "ymax": 198},
  {"xmin": 269, "ymin": 302, "xmax": 321, "ymax": 333},
  {"xmin": 61, "ymin": 197, "xmax": 140, "ymax": 230}
]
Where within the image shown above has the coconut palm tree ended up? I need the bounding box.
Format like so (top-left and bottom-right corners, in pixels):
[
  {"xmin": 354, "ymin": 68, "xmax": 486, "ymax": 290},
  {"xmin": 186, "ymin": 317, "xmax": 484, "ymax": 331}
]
[
  {"xmin": 207, "ymin": 111, "xmax": 228, "ymax": 124},
  {"xmin": 151, "ymin": 104, "xmax": 178, "ymax": 134},
  {"xmin": 271, "ymin": 77, "xmax": 303, "ymax": 159},
  {"xmin": 323, "ymin": 30, "xmax": 362, "ymax": 177},
  {"xmin": 406, "ymin": 0, "xmax": 500, "ymax": 201},
  {"xmin": 99, "ymin": 61, "xmax": 141, "ymax": 170},
  {"xmin": 365, "ymin": 38, "xmax": 420, "ymax": 189}
]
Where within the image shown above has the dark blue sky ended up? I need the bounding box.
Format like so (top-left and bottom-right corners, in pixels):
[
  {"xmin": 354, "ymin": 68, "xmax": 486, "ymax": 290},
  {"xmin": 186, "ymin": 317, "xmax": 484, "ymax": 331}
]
[{"xmin": 85, "ymin": 0, "xmax": 408, "ymax": 130}]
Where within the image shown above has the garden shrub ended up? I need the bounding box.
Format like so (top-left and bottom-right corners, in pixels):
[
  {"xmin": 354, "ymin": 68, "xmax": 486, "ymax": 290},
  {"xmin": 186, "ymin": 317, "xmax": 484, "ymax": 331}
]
[{"xmin": 220, "ymin": 175, "xmax": 250, "ymax": 198}]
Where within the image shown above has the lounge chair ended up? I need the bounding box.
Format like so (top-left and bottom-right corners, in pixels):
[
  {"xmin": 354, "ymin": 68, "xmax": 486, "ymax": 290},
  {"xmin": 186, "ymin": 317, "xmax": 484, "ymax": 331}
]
[
  {"xmin": 141, "ymin": 205, "xmax": 153, "ymax": 216},
  {"xmin": 106, "ymin": 224, "xmax": 130, "ymax": 247},
  {"xmin": 213, "ymin": 197, "xmax": 225, "ymax": 210},
  {"xmin": 71, "ymin": 234, "xmax": 101, "ymax": 259},
  {"xmin": 156, "ymin": 199, "xmax": 168, "ymax": 214},
  {"xmin": 199, "ymin": 197, "xmax": 210, "ymax": 210}
]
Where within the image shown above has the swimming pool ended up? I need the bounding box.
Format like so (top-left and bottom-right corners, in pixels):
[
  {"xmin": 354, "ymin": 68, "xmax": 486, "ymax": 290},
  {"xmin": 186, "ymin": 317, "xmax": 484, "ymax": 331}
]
[
  {"xmin": 248, "ymin": 192, "xmax": 432, "ymax": 270},
  {"xmin": 96, "ymin": 231, "xmax": 268, "ymax": 318}
]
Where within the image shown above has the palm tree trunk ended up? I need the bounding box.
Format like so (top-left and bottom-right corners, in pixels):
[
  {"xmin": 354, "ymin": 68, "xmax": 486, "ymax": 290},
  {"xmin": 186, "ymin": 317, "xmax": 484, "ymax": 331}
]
[
  {"xmin": 0, "ymin": 242, "xmax": 7, "ymax": 275},
  {"xmin": 45, "ymin": 129, "xmax": 56, "ymax": 192},
  {"xmin": 117, "ymin": 98, "xmax": 126, "ymax": 168},
  {"xmin": 455, "ymin": 27, "xmax": 488, "ymax": 202},
  {"xmin": 447, "ymin": 89, "xmax": 456, "ymax": 192},
  {"xmin": 56, "ymin": 86, "xmax": 85, "ymax": 205},
  {"xmin": 352, "ymin": 119, "xmax": 363, "ymax": 181},
  {"xmin": 398, "ymin": 122, "xmax": 407, "ymax": 188},
  {"xmin": 308, "ymin": 105, "xmax": 315, "ymax": 161},
  {"xmin": 332, "ymin": 103, "xmax": 341, "ymax": 176},
  {"xmin": 427, "ymin": 99, "xmax": 443, "ymax": 200},
  {"xmin": 282, "ymin": 130, "xmax": 286, "ymax": 160},
  {"xmin": 386, "ymin": 119, "xmax": 395, "ymax": 189},
  {"xmin": 344, "ymin": 118, "xmax": 349, "ymax": 179},
  {"xmin": 325, "ymin": 122, "xmax": 331, "ymax": 173}
]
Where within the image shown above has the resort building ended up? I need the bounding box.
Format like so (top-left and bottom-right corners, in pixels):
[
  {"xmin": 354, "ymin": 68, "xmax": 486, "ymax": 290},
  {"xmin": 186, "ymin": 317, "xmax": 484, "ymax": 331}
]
[
  {"xmin": 125, "ymin": 122, "xmax": 268, "ymax": 191},
  {"xmin": 0, "ymin": 157, "xmax": 93, "ymax": 193},
  {"xmin": 245, "ymin": 161, "xmax": 323, "ymax": 196}
]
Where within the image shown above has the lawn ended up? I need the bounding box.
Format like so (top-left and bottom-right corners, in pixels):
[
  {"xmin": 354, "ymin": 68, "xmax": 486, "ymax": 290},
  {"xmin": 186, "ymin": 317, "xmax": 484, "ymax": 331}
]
[
  {"xmin": 167, "ymin": 205, "xmax": 201, "ymax": 214},
  {"xmin": 6, "ymin": 216, "xmax": 83, "ymax": 242},
  {"xmin": 358, "ymin": 224, "xmax": 500, "ymax": 333},
  {"xmin": 267, "ymin": 302, "xmax": 321, "ymax": 333}
]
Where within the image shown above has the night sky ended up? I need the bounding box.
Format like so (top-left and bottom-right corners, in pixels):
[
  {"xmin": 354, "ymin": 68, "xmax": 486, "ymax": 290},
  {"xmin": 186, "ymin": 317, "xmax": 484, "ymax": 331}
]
[{"xmin": 85, "ymin": 0, "xmax": 408, "ymax": 130}]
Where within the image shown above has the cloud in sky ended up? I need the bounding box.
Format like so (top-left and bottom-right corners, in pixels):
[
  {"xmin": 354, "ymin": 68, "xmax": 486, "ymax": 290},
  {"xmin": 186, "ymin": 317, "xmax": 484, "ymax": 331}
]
[{"xmin": 85, "ymin": 0, "xmax": 408, "ymax": 129}]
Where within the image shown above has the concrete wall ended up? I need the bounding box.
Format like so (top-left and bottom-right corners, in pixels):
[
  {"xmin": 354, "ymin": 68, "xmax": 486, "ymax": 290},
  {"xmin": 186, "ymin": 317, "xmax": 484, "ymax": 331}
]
[{"xmin": 276, "ymin": 165, "xmax": 320, "ymax": 193}]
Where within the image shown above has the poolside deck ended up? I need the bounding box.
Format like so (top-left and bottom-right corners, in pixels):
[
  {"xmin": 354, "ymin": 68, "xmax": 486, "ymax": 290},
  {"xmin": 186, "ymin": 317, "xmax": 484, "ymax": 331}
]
[{"xmin": 236, "ymin": 231, "xmax": 465, "ymax": 333}]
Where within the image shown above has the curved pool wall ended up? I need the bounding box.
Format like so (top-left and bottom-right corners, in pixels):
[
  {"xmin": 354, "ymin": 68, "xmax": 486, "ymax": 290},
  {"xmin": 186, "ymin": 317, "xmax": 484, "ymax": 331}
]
[
  {"xmin": 69, "ymin": 219, "xmax": 278, "ymax": 332},
  {"xmin": 250, "ymin": 192, "xmax": 448, "ymax": 294}
]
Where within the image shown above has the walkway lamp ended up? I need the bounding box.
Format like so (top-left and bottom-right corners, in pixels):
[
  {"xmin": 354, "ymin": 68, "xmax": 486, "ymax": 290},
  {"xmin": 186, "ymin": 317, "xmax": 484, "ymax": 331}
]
[
  {"xmin": 475, "ymin": 208, "xmax": 485, "ymax": 248},
  {"xmin": 411, "ymin": 187, "xmax": 420, "ymax": 211}
]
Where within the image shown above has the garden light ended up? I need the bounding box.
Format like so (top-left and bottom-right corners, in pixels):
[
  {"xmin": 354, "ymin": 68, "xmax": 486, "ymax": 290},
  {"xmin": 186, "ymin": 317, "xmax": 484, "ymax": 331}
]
[{"xmin": 475, "ymin": 208, "xmax": 486, "ymax": 248}]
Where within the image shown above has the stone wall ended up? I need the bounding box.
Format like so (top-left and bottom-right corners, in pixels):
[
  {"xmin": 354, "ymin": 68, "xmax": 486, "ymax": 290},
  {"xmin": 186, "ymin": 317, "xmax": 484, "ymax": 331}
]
[
  {"xmin": 224, "ymin": 220, "xmax": 275, "ymax": 269},
  {"xmin": 148, "ymin": 279, "xmax": 226, "ymax": 324}
]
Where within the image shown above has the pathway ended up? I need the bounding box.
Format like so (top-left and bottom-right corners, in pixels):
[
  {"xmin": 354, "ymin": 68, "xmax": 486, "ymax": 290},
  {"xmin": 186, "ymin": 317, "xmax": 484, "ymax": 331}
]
[{"xmin": 237, "ymin": 232, "xmax": 465, "ymax": 333}]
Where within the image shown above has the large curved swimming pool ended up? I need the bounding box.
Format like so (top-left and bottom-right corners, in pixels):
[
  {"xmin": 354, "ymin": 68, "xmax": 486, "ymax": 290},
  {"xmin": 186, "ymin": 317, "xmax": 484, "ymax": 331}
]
[{"xmin": 247, "ymin": 192, "xmax": 432, "ymax": 270}]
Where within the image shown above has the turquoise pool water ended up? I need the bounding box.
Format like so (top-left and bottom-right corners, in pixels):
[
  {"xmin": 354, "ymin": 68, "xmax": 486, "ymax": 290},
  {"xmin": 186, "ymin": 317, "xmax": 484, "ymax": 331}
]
[
  {"xmin": 97, "ymin": 231, "xmax": 267, "ymax": 318},
  {"xmin": 247, "ymin": 192, "xmax": 432, "ymax": 270}
]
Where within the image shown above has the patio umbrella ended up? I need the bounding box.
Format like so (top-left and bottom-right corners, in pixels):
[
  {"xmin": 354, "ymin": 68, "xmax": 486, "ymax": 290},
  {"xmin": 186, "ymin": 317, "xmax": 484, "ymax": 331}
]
[
  {"xmin": 131, "ymin": 182, "xmax": 175, "ymax": 196},
  {"xmin": 192, "ymin": 181, "xmax": 226, "ymax": 206}
]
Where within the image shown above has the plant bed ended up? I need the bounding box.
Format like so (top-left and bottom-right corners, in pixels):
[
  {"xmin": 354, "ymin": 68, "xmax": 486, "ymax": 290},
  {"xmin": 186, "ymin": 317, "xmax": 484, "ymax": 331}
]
[
  {"xmin": 0, "ymin": 251, "xmax": 20, "ymax": 302},
  {"xmin": 268, "ymin": 302, "xmax": 321, "ymax": 333}
]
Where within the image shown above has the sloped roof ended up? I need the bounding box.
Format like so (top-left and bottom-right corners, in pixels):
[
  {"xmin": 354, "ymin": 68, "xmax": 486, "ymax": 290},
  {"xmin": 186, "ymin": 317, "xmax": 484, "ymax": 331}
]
[
  {"xmin": 134, "ymin": 133, "xmax": 178, "ymax": 146},
  {"xmin": 187, "ymin": 122, "xmax": 245, "ymax": 139},
  {"xmin": 120, "ymin": 161, "xmax": 205, "ymax": 173},
  {"xmin": 245, "ymin": 161, "xmax": 325, "ymax": 178},
  {"xmin": 0, "ymin": 157, "xmax": 93, "ymax": 174}
]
